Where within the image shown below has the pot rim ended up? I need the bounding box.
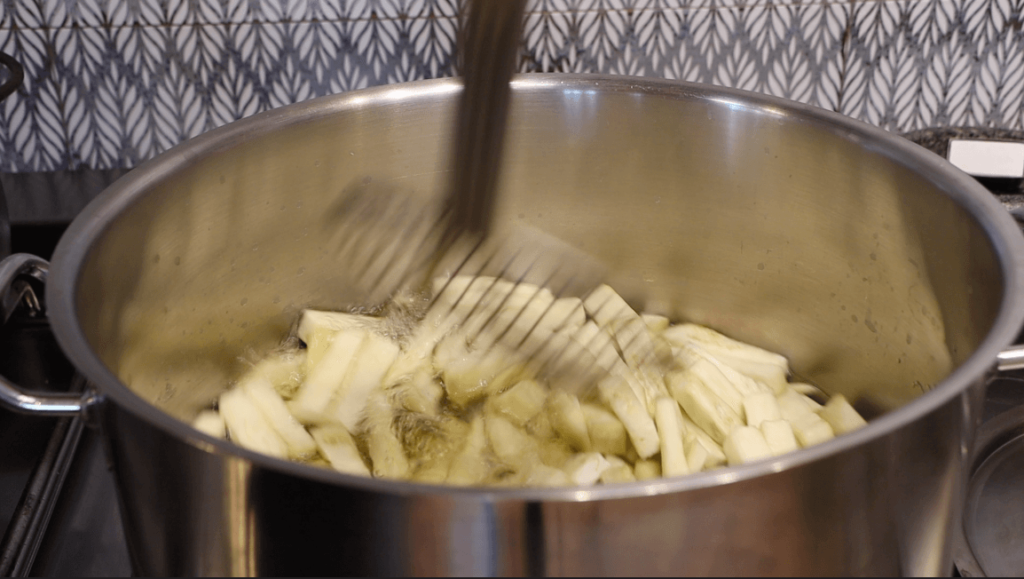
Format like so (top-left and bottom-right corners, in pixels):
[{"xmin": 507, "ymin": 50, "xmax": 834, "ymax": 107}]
[{"xmin": 46, "ymin": 73, "xmax": 1024, "ymax": 502}]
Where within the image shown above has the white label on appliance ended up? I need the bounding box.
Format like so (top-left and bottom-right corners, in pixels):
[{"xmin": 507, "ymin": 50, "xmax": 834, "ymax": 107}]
[{"xmin": 947, "ymin": 139, "xmax": 1024, "ymax": 178}]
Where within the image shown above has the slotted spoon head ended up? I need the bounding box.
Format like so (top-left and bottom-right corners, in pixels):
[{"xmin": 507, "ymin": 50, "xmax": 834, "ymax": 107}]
[
  {"xmin": 321, "ymin": 179, "xmax": 609, "ymax": 308},
  {"xmin": 321, "ymin": 0, "xmax": 531, "ymax": 308},
  {"xmin": 421, "ymin": 224, "xmax": 669, "ymax": 400},
  {"xmin": 319, "ymin": 179, "xmax": 449, "ymax": 305},
  {"xmin": 319, "ymin": 177, "xmax": 628, "ymax": 397},
  {"xmin": 317, "ymin": 0, "xmax": 638, "ymax": 395}
]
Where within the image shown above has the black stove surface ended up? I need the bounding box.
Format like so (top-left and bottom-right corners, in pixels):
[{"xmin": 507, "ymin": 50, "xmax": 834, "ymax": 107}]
[
  {"xmin": 29, "ymin": 427, "xmax": 131, "ymax": 577},
  {"xmin": 2, "ymin": 130, "xmax": 1024, "ymax": 576}
]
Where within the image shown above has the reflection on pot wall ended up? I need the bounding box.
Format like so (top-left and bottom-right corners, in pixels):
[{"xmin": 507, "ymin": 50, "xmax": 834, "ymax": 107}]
[{"xmin": 0, "ymin": 0, "xmax": 1020, "ymax": 172}]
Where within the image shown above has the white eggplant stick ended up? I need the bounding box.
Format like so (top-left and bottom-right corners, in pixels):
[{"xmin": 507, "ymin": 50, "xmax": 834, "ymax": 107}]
[
  {"xmin": 311, "ymin": 425, "xmax": 371, "ymax": 476},
  {"xmin": 330, "ymin": 332, "xmax": 401, "ymax": 432},
  {"xmin": 242, "ymin": 376, "xmax": 318, "ymax": 459},
  {"xmin": 291, "ymin": 328, "xmax": 366, "ymax": 424},
  {"xmin": 192, "ymin": 410, "xmax": 226, "ymax": 439},
  {"xmin": 654, "ymin": 397, "xmax": 688, "ymax": 477},
  {"xmin": 219, "ymin": 388, "xmax": 289, "ymax": 459},
  {"xmin": 724, "ymin": 426, "xmax": 773, "ymax": 466},
  {"xmin": 597, "ymin": 376, "xmax": 660, "ymax": 459}
]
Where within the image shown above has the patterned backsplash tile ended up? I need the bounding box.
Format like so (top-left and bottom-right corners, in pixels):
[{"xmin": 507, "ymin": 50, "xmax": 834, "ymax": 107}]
[
  {"xmin": 842, "ymin": 0, "xmax": 1024, "ymax": 131},
  {"xmin": 0, "ymin": 0, "xmax": 1021, "ymax": 172}
]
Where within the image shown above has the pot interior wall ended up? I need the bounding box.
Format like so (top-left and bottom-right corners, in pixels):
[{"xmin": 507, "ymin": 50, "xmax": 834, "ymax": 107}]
[{"xmin": 71, "ymin": 79, "xmax": 1003, "ymax": 422}]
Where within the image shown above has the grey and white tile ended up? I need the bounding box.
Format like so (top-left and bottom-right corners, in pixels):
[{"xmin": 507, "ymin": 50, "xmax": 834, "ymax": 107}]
[{"xmin": 0, "ymin": 0, "xmax": 1022, "ymax": 172}]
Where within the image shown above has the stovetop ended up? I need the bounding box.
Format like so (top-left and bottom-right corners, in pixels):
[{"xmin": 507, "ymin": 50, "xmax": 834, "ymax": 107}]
[
  {"xmin": 1, "ymin": 169, "xmax": 134, "ymax": 577},
  {"xmin": 2, "ymin": 131, "xmax": 1024, "ymax": 577}
]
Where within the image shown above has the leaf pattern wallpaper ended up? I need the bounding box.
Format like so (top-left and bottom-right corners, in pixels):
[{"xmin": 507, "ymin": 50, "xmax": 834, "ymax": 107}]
[{"xmin": 0, "ymin": 0, "xmax": 1022, "ymax": 171}]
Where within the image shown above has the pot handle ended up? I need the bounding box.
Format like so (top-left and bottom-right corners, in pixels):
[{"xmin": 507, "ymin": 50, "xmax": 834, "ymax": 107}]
[
  {"xmin": 0, "ymin": 254, "xmax": 90, "ymax": 415},
  {"xmin": 996, "ymin": 347, "xmax": 1024, "ymax": 372}
]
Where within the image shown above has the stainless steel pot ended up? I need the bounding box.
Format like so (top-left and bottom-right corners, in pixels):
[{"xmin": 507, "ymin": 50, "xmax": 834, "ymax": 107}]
[{"xmin": 2, "ymin": 74, "xmax": 1024, "ymax": 576}]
